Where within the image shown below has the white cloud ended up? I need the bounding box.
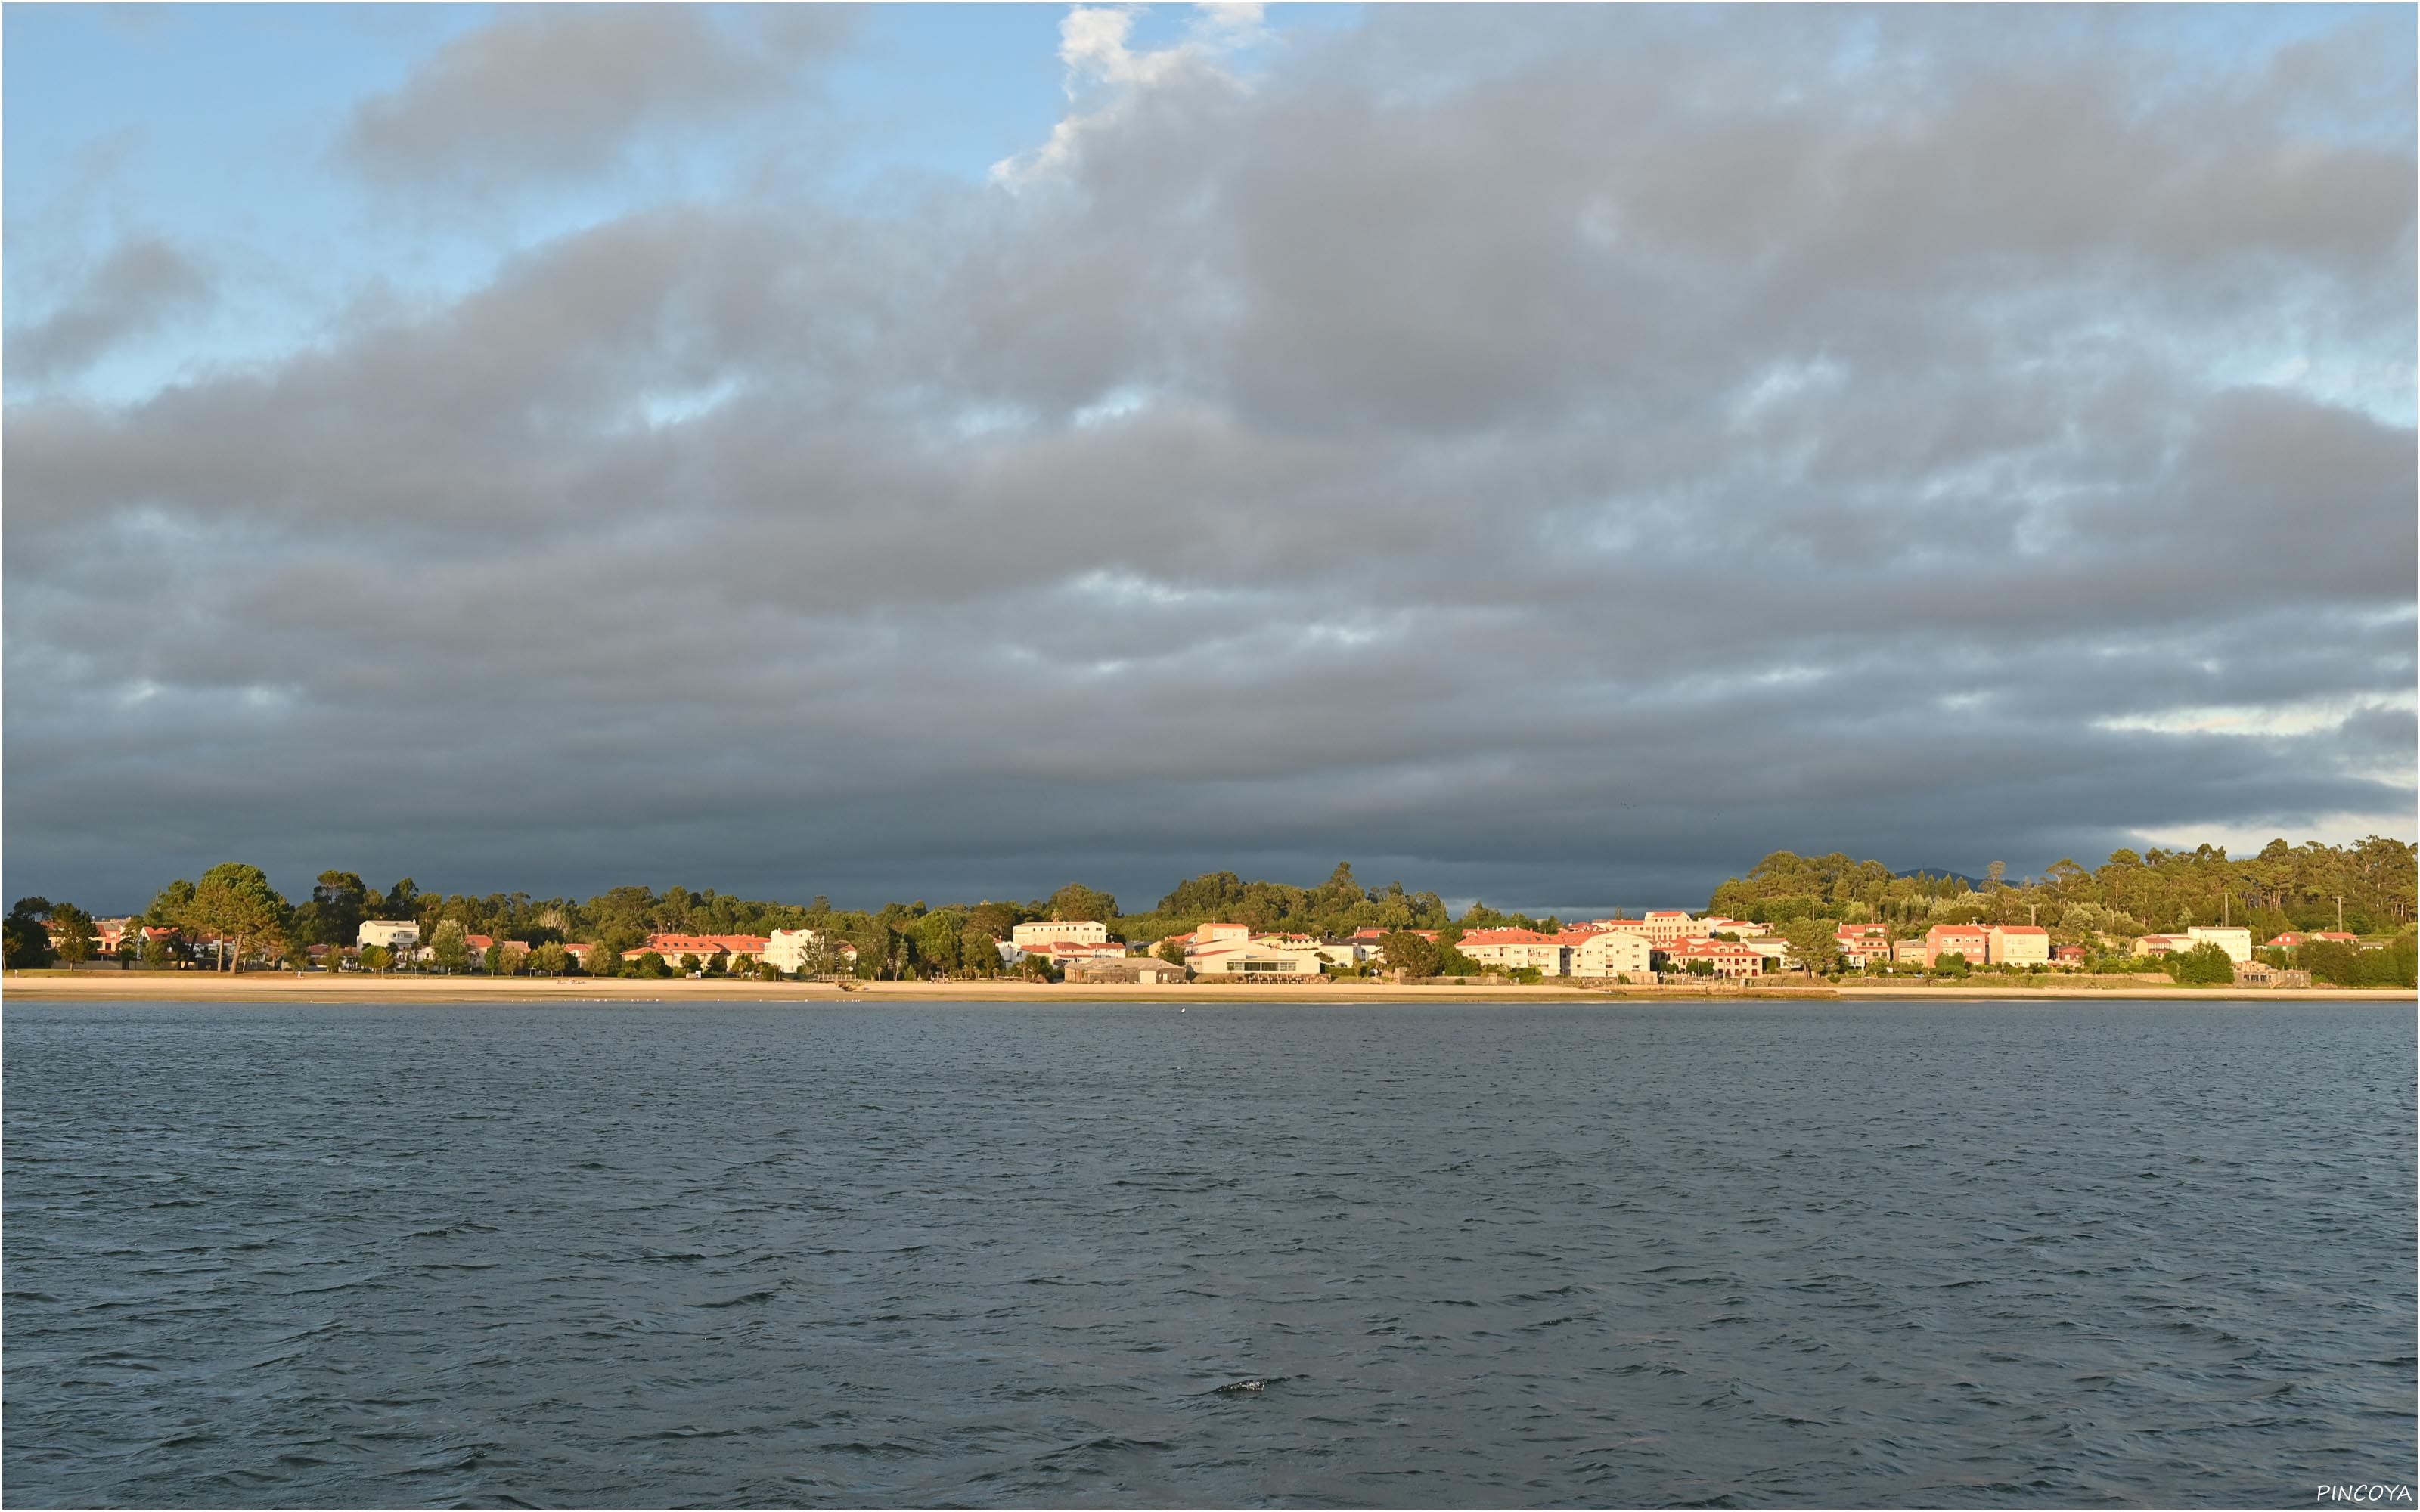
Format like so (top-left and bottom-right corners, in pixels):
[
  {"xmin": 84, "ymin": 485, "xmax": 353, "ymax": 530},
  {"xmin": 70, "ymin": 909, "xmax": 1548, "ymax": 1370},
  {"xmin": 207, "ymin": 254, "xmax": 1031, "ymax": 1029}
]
[
  {"xmin": 2096, "ymin": 691, "xmax": 2418, "ymax": 739},
  {"xmin": 991, "ymin": 3, "xmax": 1269, "ymax": 187}
]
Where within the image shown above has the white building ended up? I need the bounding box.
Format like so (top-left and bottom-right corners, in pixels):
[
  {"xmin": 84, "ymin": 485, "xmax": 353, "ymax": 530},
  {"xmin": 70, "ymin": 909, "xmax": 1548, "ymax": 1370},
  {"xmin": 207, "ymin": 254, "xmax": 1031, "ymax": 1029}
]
[
  {"xmin": 2185, "ymin": 926, "xmax": 2253, "ymax": 963},
  {"xmin": 358, "ymin": 920, "xmax": 420, "ymax": 951},
  {"xmin": 1187, "ymin": 938, "xmax": 1331, "ymax": 977},
  {"xmin": 1568, "ymin": 930, "xmax": 1652, "ymax": 979},
  {"xmin": 765, "ymin": 928, "xmax": 833, "ymax": 973},
  {"xmin": 1738, "ymin": 935, "xmax": 1795, "ymax": 968},
  {"xmin": 1457, "ymin": 928, "xmax": 1569, "ymax": 974},
  {"xmin": 1606, "ymin": 911, "xmax": 1708, "ymax": 947},
  {"xmin": 1320, "ymin": 938, "xmax": 1386, "ymax": 968},
  {"xmin": 1011, "ymin": 919, "xmax": 1110, "ymax": 949}
]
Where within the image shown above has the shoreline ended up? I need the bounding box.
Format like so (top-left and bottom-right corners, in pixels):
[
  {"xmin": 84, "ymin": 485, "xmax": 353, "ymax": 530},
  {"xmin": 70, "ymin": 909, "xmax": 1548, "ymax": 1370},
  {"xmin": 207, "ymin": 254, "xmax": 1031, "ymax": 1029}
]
[{"xmin": 4, "ymin": 973, "xmax": 2409, "ymax": 1005}]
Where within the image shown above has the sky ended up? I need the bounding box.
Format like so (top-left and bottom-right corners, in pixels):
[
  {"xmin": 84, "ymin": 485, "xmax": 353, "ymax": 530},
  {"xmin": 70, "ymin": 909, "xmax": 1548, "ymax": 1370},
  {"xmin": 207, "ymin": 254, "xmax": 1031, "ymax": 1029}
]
[{"xmin": 5, "ymin": 2, "xmax": 2415, "ymax": 918}]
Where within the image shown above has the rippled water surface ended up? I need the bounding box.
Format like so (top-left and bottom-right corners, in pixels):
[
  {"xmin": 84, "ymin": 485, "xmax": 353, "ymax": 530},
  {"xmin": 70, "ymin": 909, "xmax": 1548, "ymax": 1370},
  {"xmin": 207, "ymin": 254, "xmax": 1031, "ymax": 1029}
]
[{"xmin": 6, "ymin": 999, "xmax": 2413, "ymax": 1507}]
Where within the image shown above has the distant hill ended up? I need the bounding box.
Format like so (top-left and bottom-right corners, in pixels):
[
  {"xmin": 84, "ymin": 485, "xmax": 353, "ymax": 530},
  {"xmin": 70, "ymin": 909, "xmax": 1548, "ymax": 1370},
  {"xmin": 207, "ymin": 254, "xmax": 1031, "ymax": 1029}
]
[{"xmin": 1895, "ymin": 866, "xmax": 1982, "ymax": 889}]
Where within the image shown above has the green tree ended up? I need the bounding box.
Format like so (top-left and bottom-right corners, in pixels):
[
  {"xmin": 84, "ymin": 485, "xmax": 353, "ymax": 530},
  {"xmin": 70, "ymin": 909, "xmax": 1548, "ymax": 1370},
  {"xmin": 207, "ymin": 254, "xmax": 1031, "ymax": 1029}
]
[
  {"xmin": 48, "ymin": 903, "xmax": 97, "ymax": 965},
  {"xmin": 1044, "ymin": 882, "xmax": 1119, "ymax": 928},
  {"xmin": 2165, "ymin": 943, "xmax": 2235, "ymax": 985},
  {"xmin": 141, "ymin": 933, "xmax": 174, "ymax": 971},
  {"xmin": 360, "ymin": 943, "xmax": 393, "ymax": 973},
  {"xmin": 526, "ymin": 942, "xmax": 572, "ymax": 977},
  {"xmin": 634, "ymin": 950, "xmax": 670, "ymax": 978},
  {"xmin": 1934, "ymin": 950, "xmax": 1971, "ymax": 978},
  {"xmin": 490, "ymin": 941, "xmax": 529, "ymax": 976},
  {"xmin": 182, "ymin": 863, "xmax": 287, "ymax": 973},
  {"xmin": 1781, "ymin": 918, "xmax": 1841, "ymax": 977},
  {"xmin": 428, "ymin": 919, "xmax": 473, "ymax": 973},
  {"xmin": 147, "ymin": 880, "xmax": 195, "ymax": 927},
  {"xmin": 4, "ymin": 899, "xmax": 56, "ymax": 969},
  {"xmin": 383, "ymin": 877, "xmax": 420, "ymax": 919},
  {"xmin": 1156, "ymin": 937, "xmax": 1187, "ymax": 967},
  {"xmin": 1379, "ymin": 931, "xmax": 1443, "ymax": 978},
  {"xmin": 960, "ymin": 925, "xmax": 1003, "ymax": 977},
  {"xmin": 309, "ymin": 871, "xmax": 371, "ymax": 947}
]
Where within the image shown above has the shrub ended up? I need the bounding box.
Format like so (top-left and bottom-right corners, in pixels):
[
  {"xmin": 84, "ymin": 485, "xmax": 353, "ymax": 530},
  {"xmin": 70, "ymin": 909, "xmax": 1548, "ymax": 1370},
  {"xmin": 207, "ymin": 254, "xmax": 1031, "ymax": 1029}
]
[{"xmin": 2163, "ymin": 943, "xmax": 2235, "ymax": 985}]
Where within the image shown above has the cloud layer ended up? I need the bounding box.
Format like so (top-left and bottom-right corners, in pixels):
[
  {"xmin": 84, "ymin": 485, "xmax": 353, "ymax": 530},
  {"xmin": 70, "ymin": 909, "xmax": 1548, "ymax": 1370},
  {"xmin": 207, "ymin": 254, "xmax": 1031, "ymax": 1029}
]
[
  {"xmin": 337, "ymin": 5, "xmax": 858, "ymax": 194},
  {"xmin": 7, "ymin": 234, "xmax": 213, "ymax": 382},
  {"xmin": 6, "ymin": 5, "xmax": 2413, "ymax": 912}
]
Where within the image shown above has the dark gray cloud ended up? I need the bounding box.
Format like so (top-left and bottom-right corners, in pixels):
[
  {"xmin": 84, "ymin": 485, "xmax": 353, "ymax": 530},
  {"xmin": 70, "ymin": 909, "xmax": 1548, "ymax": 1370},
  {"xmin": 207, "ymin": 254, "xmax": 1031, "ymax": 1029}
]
[
  {"xmin": 7, "ymin": 234, "xmax": 213, "ymax": 382},
  {"xmin": 337, "ymin": 5, "xmax": 859, "ymax": 194},
  {"xmin": 7, "ymin": 5, "xmax": 2412, "ymax": 914}
]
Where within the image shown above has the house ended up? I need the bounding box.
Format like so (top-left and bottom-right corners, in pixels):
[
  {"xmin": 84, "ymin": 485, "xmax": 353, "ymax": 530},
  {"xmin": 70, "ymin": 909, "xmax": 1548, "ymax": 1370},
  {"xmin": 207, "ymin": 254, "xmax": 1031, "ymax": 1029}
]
[
  {"xmin": 1457, "ymin": 928, "xmax": 1568, "ymax": 975},
  {"xmin": 1169, "ymin": 922, "xmax": 1256, "ymax": 961},
  {"xmin": 464, "ymin": 934, "xmax": 495, "ymax": 966},
  {"xmin": 358, "ymin": 919, "xmax": 420, "ymax": 951},
  {"xmin": 1660, "ymin": 938, "xmax": 1765, "ymax": 979},
  {"xmin": 765, "ymin": 928, "xmax": 838, "ymax": 973},
  {"xmin": 1320, "ymin": 937, "xmax": 1386, "ymax": 968},
  {"xmin": 1833, "ymin": 926, "xmax": 1893, "ymax": 969},
  {"xmin": 1568, "ymin": 930, "xmax": 1652, "ymax": 979},
  {"xmin": 1580, "ymin": 911, "xmax": 1706, "ymax": 946},
  {"xmin": 2053, "ymin": 943, "xmax": 2086, "ymax": 966},
  {"xmin": 2263, "ymin": 931, "xmax": 2358, "ymax": 950},
  {"xmin": 2135, "ymin": 934, "xmax": 2190, "ymax": 958},
  {"xmin": 1063, "ymin": 957, "xmax": 1187, "ymax": 984},
  {"xmin": 2233, "ymin": 962, "xmax": 2311, "ymax": 989},
  {"xmin": 563, "ymin": 943, "xmax": 599, "ymax": 969},
  {"xmin": 623, "ymin": 933, "xmax": 771, "ymax": 964},
  {"xmin": 1893, "ymin": 937, "xmax": 1935, "ymax": 967},
  {"xmin": 1010, "ymin": 919, "xmax": 1110, "ymax": 949},
  {"xmin": 1987, "ymin": 924, "xmax": 2050, "ymax": 966},
  {"xmin": 1630, "ymin": 910, "xmax": 1708, "ymax": 947},
  {"xmin": 1924, "ymin": 925, "xmax": 1991, "ymax": 965},
  {"xmin": 1187, "ymin": 937, "xmax": 1330, "ymax": 979},
  {"xmin": 2184, "ymin": 927, "xmax": 2253, "ymax": 963},
  {"xmin": 1021, "ymin": 940, "xmax": 1129, "ymax": 966},
  {"xmin": 1736, "ymin": 935, "xmax": 1795, "ymax": 968}
]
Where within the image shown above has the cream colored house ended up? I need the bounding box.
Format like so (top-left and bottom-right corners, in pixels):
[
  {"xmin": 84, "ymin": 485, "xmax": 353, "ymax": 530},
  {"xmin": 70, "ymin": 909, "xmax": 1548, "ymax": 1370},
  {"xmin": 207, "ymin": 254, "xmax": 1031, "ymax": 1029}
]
[
  {"xmin": 1630, "ymin": 911, "xmax": 1704, "ymax": 947},
  {"xmin": 1457, "ymin": 928, "xmax": 1569, "ymax": 974},
  {"xmin": 1187, "ymin": 939, "xmax": 1330, "ymax": 977},
  {"xmin": 1986, "ymin": 925, "xmax": 2050, "ymax": 966},
  {"xmin": 358, "ymin": 920, "xmax": 420, "ymax": 951},
  {"xmin": 765, "ymin": 928, "xmax": 836, "ymax": 972},
  {"xmin": 1012, "ymin": 919, "xmax": 1110, "ymax": 948},
  {"xmin": 2185, "ymin": 926, "xmax": 2253, "ymax": 963},
  {"xmin": 1568, "ymin": 930, "xmax": 1652, "ymax": 979}
]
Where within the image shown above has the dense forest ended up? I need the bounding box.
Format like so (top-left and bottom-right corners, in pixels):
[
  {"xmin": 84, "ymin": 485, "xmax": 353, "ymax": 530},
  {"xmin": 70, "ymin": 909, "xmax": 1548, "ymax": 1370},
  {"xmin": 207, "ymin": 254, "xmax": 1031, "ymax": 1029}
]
[
  {"xmin": 1703, "ymin": 838, "xmax": 2417, "ymax": 940},
  {"xmin": 7, "ymin": 841, "xmax": 2412, "ymax": 984}
]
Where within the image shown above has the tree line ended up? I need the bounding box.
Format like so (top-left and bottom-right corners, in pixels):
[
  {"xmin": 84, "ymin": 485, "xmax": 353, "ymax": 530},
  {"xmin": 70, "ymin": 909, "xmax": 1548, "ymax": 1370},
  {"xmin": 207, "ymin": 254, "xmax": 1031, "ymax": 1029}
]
[
  {"xmin": 1706, "ymin": 838, "xmax": 2415, "ymax": 939},
  {"xmin": 7, "ymin": 844, "xmax": 2411, "ymax": 986},
  {"xmin": 2, "ymin": 862, "xmax": 1460, "ymax": 980}
]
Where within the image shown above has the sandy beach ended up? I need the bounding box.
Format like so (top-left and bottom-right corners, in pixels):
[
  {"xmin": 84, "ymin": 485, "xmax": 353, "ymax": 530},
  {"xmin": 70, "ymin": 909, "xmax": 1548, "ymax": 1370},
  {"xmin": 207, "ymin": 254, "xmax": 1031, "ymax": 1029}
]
[{"xmin": 4, "ymin": 972, "xmax": 2406, "ymax": 1005}]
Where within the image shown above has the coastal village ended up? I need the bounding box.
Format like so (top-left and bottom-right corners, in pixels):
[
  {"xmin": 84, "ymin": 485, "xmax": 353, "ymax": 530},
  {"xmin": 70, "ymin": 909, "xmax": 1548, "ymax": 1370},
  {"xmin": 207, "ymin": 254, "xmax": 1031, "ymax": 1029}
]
[{"xmin": 40, "ymin": 908, "xmax": 2361, "ymax": 988}]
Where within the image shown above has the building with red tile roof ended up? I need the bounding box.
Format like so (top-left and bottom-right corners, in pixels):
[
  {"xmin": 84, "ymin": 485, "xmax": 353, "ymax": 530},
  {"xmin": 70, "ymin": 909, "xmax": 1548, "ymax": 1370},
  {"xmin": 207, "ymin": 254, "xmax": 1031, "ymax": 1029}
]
[
  {"xmin": 624, "ymin": 933, "xmax": 771, "ymax": 962},
  {"xmin": 1660, "ymin": 938, "xmax": 1766, "ymax": 979}
]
